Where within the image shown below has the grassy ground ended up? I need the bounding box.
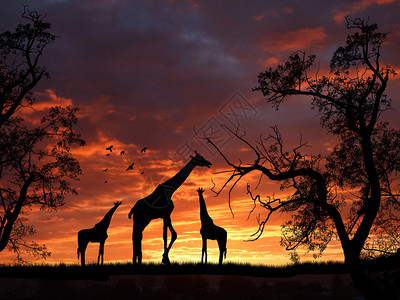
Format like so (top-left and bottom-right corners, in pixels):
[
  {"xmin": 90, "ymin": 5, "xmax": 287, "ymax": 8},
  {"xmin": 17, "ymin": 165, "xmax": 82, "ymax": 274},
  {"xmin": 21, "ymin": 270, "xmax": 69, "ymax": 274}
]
[
  {"xmin": 2, "ymin": 260, "xmax": 399, "ymax": 299},
  {"xmin": 0, "ymin": 261, "xmax": 369, "ymax": 300},
  {"xmin": 0, "ymin": 261, "xmax": 350, "ymax": 281}
]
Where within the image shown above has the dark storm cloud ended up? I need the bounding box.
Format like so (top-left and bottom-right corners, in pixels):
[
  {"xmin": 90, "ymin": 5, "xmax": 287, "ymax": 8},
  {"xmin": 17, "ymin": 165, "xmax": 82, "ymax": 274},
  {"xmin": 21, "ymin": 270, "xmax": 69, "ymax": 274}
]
[
  {"xmin": 2, "ymin": 1, "xmax": 398, "ymax": 148},
  {"xmin": 37, "ymin": 0, "xmax": 251, "ymax": 148},
  {"xmin": 1, "ymin": 0, "xmax": 399, "ymax": 153}
]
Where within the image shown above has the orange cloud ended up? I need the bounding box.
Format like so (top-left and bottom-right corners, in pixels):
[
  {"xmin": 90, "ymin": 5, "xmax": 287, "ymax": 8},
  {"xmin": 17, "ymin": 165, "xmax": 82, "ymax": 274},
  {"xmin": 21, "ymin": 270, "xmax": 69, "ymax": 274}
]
[
  {"xmin": 352, "ymin": 0, "xmax": 396, "ymax": 10},
  {"xmin": 258, "ymin": 57, "xmax": 279, "ymax": 68},
  {"xmin": 36, "ymin": 89, "xmax": 74, "ymax": 111},
  {"xmin": 17, "ymin": 89, "xmax": 74, "ymax": 124},
  {"xmin": 261, "ymin": 27, "xmax": 327, "ymax": 53},
  {"xmin": 332, "ymin": 0, "xmax": 396, "ymax": 24}
]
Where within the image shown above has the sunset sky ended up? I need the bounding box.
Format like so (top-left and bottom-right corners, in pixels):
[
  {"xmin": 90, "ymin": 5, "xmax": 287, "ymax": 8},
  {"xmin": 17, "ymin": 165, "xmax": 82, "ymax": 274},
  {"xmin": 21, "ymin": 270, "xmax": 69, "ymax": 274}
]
[{"xmin": 1, "ymin": 0, "xmax": 400, "ymax": 265}]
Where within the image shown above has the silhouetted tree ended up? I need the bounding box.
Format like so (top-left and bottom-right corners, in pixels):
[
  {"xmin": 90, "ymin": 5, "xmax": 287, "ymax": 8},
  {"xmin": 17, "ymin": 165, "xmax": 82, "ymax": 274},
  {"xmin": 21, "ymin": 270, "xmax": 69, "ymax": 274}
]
[
  {"xmin": 0, "ymin": 6, "xmax": 56, "ymax": 128},
  {"xmin": 0, "ymin": 106, "xmax": 84, "ymax": 261},
  {"xmin": 202, "ymin": 17, "xmax": 399, "ymax": 299},
  {"xmin": 0, "ymin": 8, "xmax": 85, "ymax": 261}
]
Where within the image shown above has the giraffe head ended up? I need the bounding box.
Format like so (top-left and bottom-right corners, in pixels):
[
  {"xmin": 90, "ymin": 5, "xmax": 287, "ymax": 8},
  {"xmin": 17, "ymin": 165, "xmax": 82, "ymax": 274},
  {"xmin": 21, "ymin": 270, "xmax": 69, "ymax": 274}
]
[
  {"xmin": 197, "ymin": 187, "xmax": 205, "ymax": 195},
  {"xmin": 190, "ymin": 151, "xmax": 212, "ymax": 168},
  {"xmin": 114, "ymin": 201, "xmax": 122, "ymax": 207}
]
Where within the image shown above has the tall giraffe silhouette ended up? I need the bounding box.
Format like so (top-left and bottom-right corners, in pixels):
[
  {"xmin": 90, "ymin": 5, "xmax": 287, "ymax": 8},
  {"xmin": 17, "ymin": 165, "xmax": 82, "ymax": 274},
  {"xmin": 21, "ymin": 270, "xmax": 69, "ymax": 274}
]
[
  {"xmin": 77, "ymin": 201, "xmax": 122, "ymax": 266},
  {"xmin": 128, "ymin": 151, "xmax": 212, "ymax": 265},
  {"xmin": 197, "ymin": 188, "xmax": 227, "ymax": 265}
]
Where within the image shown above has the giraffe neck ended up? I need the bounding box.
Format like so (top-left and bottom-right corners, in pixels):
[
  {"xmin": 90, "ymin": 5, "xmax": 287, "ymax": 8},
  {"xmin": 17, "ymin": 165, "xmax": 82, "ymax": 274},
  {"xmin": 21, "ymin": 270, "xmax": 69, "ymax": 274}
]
[
  {"xmin": 199, "ymin": 193, "xmax": 213, "ymax": 224},
  {"xmin": 96, "ymin": 205, "xmax": 119, "ymax": 230},
  {"xmin": 161, "ymin": 160, "xmax": 196, "ymax": 192}
]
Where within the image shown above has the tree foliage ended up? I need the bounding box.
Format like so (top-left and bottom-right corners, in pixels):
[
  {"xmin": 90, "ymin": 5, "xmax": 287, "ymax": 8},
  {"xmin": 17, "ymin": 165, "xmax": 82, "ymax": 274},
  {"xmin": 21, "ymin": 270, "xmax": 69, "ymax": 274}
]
[
  {"xmin": 0, "ymin": 106, "xmax": 85, "ymax": 261},
  {"xmin": 0, "ymin": 6, "xmax": 56, "ymax": 128}
]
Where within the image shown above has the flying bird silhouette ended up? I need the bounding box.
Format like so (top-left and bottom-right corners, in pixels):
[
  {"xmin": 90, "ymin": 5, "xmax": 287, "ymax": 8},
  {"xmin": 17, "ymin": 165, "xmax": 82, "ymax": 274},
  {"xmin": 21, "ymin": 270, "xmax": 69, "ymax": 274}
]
[
  {"xmin": 140, "ymin": 171, "xmax": 144, "ymax": 175},
  {"xmin": 126, "ymin": 162, "xmax": 135, "ymax": 171},
  {"xmin": 104, "ymin": 181, "xmax": 108, "ymax": 184},
  {"xmin": 120, "ymin": 150, "xmax": 125, "ymax": 155},
  {"xmin": 106, "ymin": 145, "xmax": 113, "ymax": 152},
  {"xmin": 106, "ymin": 153, "xmax": 110, "ymax": 157},
  {"xmin": 103, "ymin": 168, "xmax": 108, "ymax": 172},
  {"xmin": 141, "ymin": 147, "xmax": 147, "ymax": 153}
]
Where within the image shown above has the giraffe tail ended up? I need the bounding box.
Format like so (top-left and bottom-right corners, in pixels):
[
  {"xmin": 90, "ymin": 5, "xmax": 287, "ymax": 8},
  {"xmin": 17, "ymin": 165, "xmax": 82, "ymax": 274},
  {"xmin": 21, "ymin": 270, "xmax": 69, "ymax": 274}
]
[{"xmin": 77, "ymin": 247, "xmax": 80, "ymax": 259}]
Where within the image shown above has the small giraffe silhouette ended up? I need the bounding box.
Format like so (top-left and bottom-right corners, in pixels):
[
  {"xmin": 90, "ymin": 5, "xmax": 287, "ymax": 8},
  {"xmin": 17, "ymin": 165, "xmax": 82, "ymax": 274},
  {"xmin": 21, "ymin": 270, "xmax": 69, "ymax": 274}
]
[
  {"xmin": 128, "ymin": 151, "xmax": 211, "ymax": 265},
  {"xmin": 197, "ymin": 188, "xmax": 227, "ymax": 265},
  {"xmin": 77, "ymin": 201, "xmax": 122, "ymax": 266}
]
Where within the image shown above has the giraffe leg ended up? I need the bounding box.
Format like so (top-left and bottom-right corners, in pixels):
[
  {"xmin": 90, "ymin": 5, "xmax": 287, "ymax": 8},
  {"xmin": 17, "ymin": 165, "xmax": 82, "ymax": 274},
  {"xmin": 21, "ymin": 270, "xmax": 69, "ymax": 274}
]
[
  {"xmin": 217, "ymin": 239, "xmax": 225, "ymax": 265},
  {"xmin": 79, "ymin": 242, "xmax": 88, "ymax": 267},
  {"xmin": 217, "ymin": 230, "xmax": 227, "ymax": 265},
  {"xmin": 202, "ymin": 238, "xmax": 207, "ymax": 264},
  {"xmin": 132, "ymin": 218, "xmax": 150, "ymax": 265},
  {"xmin": 98, "ymin": 241, "xmax": 105, "ymax": 265},
  {"xmin": 81, "ymin": 250, "xmax": 86, "ymax": 267},
  {"xmin": 132, "ymin": 227, "xmax": 143, "ymax": 264},
  {"xmin": 162, "ymin": 216, "xmax": 177, "ymax": 265},
  {"xmin": 78, "ymin": 237, "xmax": 88, "ymax": 267}
]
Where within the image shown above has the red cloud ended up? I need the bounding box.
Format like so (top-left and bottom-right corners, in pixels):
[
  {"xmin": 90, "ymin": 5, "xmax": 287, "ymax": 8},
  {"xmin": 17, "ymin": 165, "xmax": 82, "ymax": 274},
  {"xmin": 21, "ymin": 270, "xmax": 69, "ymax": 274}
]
[{"xmin": 268, "ymin": 27, "xmax": 327, "ymax": 52}]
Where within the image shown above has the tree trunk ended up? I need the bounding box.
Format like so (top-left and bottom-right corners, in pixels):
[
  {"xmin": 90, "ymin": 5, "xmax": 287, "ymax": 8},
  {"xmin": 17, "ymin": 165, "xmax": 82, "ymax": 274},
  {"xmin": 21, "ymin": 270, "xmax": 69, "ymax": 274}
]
[
  {"xmin": 344, "ymin": 247, "xmax": 400, "ymax": 300},
  {"xmin": 343, "ymin": 247, "xmax": 375, "ymax": 299},
  {"xmin": 0, "ymin": 175, "xmax": 33, "ymax": 252},
  {"xmin": 348, "ymin": 262, "xmax": 377, "ymax": 299}
]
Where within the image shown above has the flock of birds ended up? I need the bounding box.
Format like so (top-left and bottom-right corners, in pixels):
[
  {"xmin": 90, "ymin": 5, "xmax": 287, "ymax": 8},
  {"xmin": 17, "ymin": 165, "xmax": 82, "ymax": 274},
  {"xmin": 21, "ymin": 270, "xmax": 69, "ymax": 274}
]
[{"xmin": 102, "ymin": 145, "xmax": 148, "ymax": 183}]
